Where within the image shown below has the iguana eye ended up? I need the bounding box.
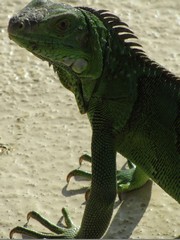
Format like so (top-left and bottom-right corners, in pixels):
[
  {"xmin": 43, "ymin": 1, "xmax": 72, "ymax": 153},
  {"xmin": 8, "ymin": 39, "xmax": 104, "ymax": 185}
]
[{"xmin": 57, "ymin": 19, "xmax": 70, "ymax": 31}]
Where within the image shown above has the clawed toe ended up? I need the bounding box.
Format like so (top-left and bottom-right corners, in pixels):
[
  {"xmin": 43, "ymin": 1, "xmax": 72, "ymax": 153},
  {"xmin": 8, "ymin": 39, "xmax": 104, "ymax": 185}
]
[
  {"xmin": 79, "ymin": 154, "xmax": 92, "ymax": 165},
  {"xmin": 10, "ymin": 208, "xmax": 79, "ymax": 239},
  {"xmin": 66, "ymin": 169, "xmax": 92, "ymax": 183}
]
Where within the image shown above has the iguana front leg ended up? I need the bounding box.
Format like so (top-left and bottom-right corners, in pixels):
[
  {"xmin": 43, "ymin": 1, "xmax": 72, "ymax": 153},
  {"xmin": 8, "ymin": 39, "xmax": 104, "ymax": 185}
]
[
  {"xmin": 10, "ymin": 117, "xmax": 117, "ymax": 239},
  {"xmin": 76, "ymin": 121, "xmax": 117, "ymax": 238}
]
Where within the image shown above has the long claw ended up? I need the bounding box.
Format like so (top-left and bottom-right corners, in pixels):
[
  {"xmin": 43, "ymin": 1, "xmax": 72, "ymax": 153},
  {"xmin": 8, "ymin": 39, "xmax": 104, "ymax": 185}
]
[
  {"xmin": 85, "ymin": 188, "xmax": 91, "ymax": 201},
  {"xmin": 66, "ymin": 169, "xmax": 92, "ymax": 183},
  {"xmin": 117, "ymin": 192, "xmax": 123, "ymax": 202},
  {"xmin": 10, "ymin": 226, "xmax": 56, "ymax": 239},
  {"xmin": 79, "ymin": 154, "xmax": 92, "ymax": 165}
]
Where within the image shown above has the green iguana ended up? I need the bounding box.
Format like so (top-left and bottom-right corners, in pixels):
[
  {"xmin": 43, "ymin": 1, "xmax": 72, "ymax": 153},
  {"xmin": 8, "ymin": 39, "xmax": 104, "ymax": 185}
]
[{"xmin": 8, "ymin": 0, "xmax": 180, "ymax": 238}]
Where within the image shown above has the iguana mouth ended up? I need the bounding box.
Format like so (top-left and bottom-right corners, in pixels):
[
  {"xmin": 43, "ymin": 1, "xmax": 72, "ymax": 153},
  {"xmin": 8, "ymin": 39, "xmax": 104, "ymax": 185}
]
[
  {"xmin": 30, "ymin": 46, "xmax": 88, "ymax": 73},
  {"xmin": 9, "ymin": 33, "xmax": 88, "ymax": 74}
]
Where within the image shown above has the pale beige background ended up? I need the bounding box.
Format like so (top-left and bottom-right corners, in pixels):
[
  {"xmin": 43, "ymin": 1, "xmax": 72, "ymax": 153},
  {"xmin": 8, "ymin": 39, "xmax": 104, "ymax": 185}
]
[{"xmin": 0, "ymin": 0, "xmax": 179, "ymax": 239}]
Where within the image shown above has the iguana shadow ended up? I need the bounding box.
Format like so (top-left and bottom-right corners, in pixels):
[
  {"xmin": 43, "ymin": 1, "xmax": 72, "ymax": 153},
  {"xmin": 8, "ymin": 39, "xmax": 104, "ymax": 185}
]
[
  {"xmin": 20, "ymin": 179, "xmax": 152, "ymax": 239},
  {"xmin": 104, "ymin": 180, "xmax": 152, "ymax": 239},
  {"xmin": 62, "ymin": 170, "xmax": 152, "ymax": 238}
]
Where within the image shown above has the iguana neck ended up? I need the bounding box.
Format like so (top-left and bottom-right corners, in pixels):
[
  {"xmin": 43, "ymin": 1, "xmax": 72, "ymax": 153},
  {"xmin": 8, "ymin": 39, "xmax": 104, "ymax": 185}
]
[
  {"xmin": 53, "ymin": 63, "xmax": 87, "ymax": 114},
  {"xmin": 92, "ymin": 33, "xmax": 140, "ymax": 107},
  {"xmin": 76, "ymin": 8, "xmax": 109, "ymax": 105}
]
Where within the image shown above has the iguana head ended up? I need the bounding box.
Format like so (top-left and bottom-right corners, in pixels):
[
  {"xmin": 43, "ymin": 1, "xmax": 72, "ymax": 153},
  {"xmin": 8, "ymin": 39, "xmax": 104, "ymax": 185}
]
[{"xmin": 8, "ymin": 0, "xmax": 108, "ymax": 113}]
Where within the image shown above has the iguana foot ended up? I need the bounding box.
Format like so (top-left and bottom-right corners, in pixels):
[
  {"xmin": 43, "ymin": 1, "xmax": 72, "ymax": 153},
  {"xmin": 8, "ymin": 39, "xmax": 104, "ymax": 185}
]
[
  {"xmin": 67, "ymin": 154, "xmax": 92, "ymax": 182},
  {"xmin": 67, "ymin": 154, "xmax": 92, "ymax": 183},
  {"xmin": 67, "ymin": 169, "xmax": 92, "ymax": 183},
  {"xmin": 10, "ymin": 208, "xmax": 79, "ymax": 239},
  {"xmin": 67, "ymin": 155, "xmax": 149, "ymax": 200},
  {"xmin": 66, "ymin": 154, "xmax": 92, "ymax": 200},
  {"xmin": 117, "ymin": 161, "xmax": 149, "ymax": 199},
  {"xmin": 66, "ymin": 154, "xmax": 91, "ymax": 200}
]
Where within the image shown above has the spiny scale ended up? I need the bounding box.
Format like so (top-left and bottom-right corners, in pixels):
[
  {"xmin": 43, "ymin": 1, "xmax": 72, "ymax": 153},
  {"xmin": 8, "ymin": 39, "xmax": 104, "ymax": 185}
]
[
  {"xmin": 79, "ymin": 6, "xmax": 144, "ymax": 54},
  {"xmin": 78, "ymin": 6, "xmax": 179, "ymax": 89}
]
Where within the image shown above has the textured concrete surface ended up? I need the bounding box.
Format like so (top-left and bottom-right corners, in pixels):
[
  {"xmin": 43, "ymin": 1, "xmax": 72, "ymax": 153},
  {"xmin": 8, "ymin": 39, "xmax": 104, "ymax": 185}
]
[{"xmin": 0, "ymin": 0, "xmax": 179, "ymax": 238}]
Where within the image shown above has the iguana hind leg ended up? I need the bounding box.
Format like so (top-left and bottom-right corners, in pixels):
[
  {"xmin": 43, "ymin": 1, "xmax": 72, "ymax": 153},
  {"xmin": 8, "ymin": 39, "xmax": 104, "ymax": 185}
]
[{"xmin": 116, "ymin": 161, "xmax": 149, "ymax": 198}]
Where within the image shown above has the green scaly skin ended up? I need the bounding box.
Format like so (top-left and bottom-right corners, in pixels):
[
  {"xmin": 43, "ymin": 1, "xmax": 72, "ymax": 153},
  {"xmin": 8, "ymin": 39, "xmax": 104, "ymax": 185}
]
[{"xmin": 8, "ymin": 0, "xmax": 180, "ymax": 238}]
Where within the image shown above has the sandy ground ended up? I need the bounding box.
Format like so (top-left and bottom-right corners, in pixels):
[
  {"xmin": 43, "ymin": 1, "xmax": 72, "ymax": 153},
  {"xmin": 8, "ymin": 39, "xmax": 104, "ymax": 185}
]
[{"xmin": 0, "ymin": 0, "xmax": 180, "ymax": 239}]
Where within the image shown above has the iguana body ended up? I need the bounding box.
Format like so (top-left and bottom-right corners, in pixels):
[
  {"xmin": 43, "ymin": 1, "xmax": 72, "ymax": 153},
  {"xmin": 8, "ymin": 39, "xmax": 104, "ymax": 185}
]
[{"xmin": 8, "ymin": 0, "xmax": 180, "ymax": 238}]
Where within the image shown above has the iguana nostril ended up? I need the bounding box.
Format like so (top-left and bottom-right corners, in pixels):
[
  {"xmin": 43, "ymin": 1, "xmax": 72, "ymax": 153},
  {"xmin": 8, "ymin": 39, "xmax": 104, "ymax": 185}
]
[{"xmin": 8, "ymin": 17, "xmax": 24, "ymax": 34}]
